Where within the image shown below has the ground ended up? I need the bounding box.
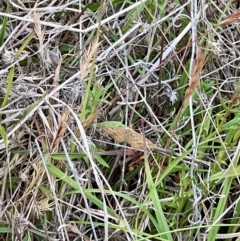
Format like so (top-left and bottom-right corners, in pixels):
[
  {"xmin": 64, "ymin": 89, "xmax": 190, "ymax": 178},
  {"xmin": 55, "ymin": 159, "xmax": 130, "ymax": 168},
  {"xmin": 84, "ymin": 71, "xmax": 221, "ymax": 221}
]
[{"xmin": 0, "ymin": 1, "xmax": 240, "ymax": 241}]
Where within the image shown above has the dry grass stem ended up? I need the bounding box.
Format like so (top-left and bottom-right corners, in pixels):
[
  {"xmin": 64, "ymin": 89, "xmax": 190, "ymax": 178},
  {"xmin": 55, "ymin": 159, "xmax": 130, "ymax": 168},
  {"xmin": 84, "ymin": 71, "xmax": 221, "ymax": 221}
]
[
  {"xmin": 183, "ymin": 48, "xmax": 205, "ymax": 106},
  {"xmin": 0, "ymin": 1, "xmax": 239, "ymax": 241}
]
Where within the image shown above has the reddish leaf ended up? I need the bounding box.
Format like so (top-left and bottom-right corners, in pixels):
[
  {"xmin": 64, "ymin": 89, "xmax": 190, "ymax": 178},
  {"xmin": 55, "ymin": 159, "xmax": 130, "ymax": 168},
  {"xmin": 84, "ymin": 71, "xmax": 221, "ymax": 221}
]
[{"xmin": 219, "ymin": 10, "xmax": 240, "ymax": 26}]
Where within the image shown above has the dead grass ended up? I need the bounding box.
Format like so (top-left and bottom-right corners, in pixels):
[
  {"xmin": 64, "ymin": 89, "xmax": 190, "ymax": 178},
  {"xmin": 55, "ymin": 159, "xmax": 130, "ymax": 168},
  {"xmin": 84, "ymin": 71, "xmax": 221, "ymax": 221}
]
[{"xmin": 1, "ymin": 1, "xmax": 240, "ymax": 241}]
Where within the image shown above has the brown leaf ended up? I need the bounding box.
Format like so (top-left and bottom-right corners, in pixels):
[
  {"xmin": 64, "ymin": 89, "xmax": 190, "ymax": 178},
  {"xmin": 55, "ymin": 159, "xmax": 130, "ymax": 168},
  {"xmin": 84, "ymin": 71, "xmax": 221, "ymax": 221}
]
[
  {"xmin": 67, "ymin": 224, "xmax": 81, "ymax": 235},
  {"xmin": 50, "ymin": 109, "xmax": 69, "ymax": 152},
  {"xmin": 99, "ymin": 125, "xmax": 158, "ymax": 151},
  {"xmin": 219, "ymin": 10, "xmax": 240, "ymax": 26},
  {"xmin": 95, "ymin": 149, "xmax": 136, "ymax": 156},
  {"xmin": 82, "ymin": 111, "xmax": 97, "ymax": 129}
]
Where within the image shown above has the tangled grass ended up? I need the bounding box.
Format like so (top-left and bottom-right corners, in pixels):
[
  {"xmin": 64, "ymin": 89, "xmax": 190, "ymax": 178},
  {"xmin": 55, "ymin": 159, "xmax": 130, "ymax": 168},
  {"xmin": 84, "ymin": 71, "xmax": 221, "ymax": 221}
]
[{"xmin": 0, "ymin": 1, "xmax": 240, "ymax": 240}]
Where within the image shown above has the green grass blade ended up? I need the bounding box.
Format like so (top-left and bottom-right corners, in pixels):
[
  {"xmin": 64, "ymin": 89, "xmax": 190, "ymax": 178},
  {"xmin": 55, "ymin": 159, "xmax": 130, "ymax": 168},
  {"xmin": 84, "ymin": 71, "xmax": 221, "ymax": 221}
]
[
  {"xmin": 15, "ymin": 31, "xmax": 35, "ymax": 59},
  {"xmin": 207, "ymin": 177, "xmax": 233, "ymax": 241},
  {"xmin": 207, "ymin": 145, "xmax": 240, "ymax": 240},
  {"xmin": 0, "ymin": 125, "xmax": 8, "ymax": 149},
  {"xmin": 47, "ymin": 164, "xmax": 116, "ymax": 217},
  {"xmin": 144, "ymin": 156, "xmax": 173, "ymax": 241},
  {"xmin": 0, "ymin": 2, "xmax": 10, "ymax": 46},
  {"xmin": 0, "ymin": 67, "xmax": 14, "ymax": 109}
]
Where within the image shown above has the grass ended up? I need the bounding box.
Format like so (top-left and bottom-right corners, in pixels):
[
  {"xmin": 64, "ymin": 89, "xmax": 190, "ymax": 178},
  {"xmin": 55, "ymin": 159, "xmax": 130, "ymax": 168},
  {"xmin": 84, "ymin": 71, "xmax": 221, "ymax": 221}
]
[{"xmin": 0, "ymin": 1, "xmax": 240, "ymax": 241}]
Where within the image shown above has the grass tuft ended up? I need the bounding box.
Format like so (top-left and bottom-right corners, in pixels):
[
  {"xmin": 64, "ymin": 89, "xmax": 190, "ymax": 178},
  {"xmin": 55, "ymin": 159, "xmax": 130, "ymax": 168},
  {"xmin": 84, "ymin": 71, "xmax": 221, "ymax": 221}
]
[{"xmin": 1, "ymin": 1, "xmax": 240, "ymax": 241}]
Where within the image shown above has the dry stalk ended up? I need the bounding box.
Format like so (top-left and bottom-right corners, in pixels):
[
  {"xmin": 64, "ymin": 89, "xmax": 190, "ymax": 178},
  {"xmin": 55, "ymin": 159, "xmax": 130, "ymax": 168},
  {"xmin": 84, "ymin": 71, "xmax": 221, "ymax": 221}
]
[
  {"xmin": 163, "ymin": 47, "xmax": 205, "ymax": 159},
  {"xmin": 182, "ymin": 48, "xmax": 205, "ymax": 106}
]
